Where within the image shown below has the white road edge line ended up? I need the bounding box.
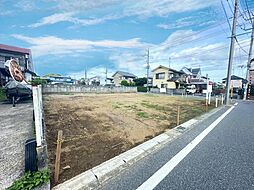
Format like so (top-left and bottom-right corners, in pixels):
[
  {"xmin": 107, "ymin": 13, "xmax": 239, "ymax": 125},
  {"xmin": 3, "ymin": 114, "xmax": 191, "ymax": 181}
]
[
  {"xmin": 234, "ymin": 102, "xmax": 238, "ymax": 106},
  {"xmin": 136, "ymin": 106, "xmax": 235, "ymax": 190}
]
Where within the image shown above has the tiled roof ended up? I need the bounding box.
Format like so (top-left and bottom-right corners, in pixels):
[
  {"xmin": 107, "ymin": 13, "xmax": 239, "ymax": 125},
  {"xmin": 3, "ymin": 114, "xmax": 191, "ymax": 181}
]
[
  {"xmin": 187, "ymin": 68, "xmax": 200, "ymax": 75},
  {"xmin": 0, "ymin": 44, "xmax": 31, "ymax": 54},
  {"xmin": 112, "ymin": 71, "xmax": 137, "ymax": 78},
  {"xmin": 222, "ymin": 75, "xmax": 248, "ymax": 83}
]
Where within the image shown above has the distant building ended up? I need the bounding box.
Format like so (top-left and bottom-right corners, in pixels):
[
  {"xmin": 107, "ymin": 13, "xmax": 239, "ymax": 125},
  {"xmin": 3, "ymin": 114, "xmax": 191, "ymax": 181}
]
[
  {"xmin": 0, "ymin": 44, "xmax": 34, "ymax": 86},
  {"xmin": 222, "ymin": 75, "xmax": 247, "ymax": 91},
  {"xmin": 181, "ymin": 67, "xmax": 209, "ymax": 93},
  {"xmin": 112, "ymin": 71, "xmax": 137, "ymax": 86},
  {"xmin": 146, "ymin": 76, "xmax": 153, "ymax": 87},
  {"xmin": 105, "ymin": 77, "xmax": 114, "ymax": 86},
  {"xmin": 88, "ymin": 76, "xmax": 100, "ymax": 86},
  {"xmin": 180, "ymin": 67, "xmax": 202, "ymax": 82},
  {"xmin": 45, "ymin": 75, "xmax": 75, "ymax": 85},
  {"xmin": 152, "ymin": 65, "xmax": 186, "ymax": 89}
]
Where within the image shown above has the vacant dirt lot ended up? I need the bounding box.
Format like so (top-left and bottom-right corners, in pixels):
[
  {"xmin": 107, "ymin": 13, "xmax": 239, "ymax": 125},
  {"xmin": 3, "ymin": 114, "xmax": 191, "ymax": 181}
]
[{"xmin": 44, "ymin": 93, "xmax": 214, "ymax": 185}]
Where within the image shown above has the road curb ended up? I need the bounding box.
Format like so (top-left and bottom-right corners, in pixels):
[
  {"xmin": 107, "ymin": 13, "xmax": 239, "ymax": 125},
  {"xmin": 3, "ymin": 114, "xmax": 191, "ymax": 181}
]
[{"xmin": 53, "ymin": 106, "xmax": 226, "ymax": 190}]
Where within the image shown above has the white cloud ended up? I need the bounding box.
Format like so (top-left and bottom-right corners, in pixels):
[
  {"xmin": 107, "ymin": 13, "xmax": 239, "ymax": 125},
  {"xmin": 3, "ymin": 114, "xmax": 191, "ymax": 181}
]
[
  {"xmin": 29, "ymin": 0, "xmax": 219, "ymax": 27},
  {"xmin": 15, "ymin": 0, "xmax": 37, "ymax": 11},
  {"xmin": 28, "ymin": 12, "xmax": 121, "ymax": 28},
  {"xmin": 54, "ymin": 0, "xmax": 121, "ymax": 12},
  {"xmin": 124, "ymin": 0, "xmax": 218, "ymax": 17},
  {"xmin": 109, "ymin": 52, "xmax": 147, "ymax": 73},
  {"xmin": 12, "ymin": 34, "xmax": 147, "ymax": 57},
  {"xmin": 157, "ymin": 16, "xmax": 216, "ymax": 30},
  {"xmin": 107, "ymin": 28, "xmax": 250, "ymax": 81},
  {"xmin": 28, "ymin": 12, "xmax": 75, "ymax": 28}
]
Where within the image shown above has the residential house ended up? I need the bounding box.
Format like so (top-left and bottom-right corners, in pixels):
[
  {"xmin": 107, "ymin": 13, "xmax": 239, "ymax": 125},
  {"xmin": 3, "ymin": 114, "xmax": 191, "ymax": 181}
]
[
  {"xmin": 112, "ymin": 71, "xmax": 137, "ymax": 86},
  {"xmin": 105, "ymin": 77, "xmax": 114, "ymax": 86},
  {"xmin": 88, "ymin": 76, "xmax": 100, "ymax": 86},
  {"xmin": 181, "ymin": 67, "xmax": 202, "ymax": 82},
  {"xmin": 181, "ymin": 67, "xmax": 208, "ymax": 93},
  {"xmin": 146, "ymin": 76, "xmax": 153, "ymax": 87},
  {"xmin": 0, "ymin": 44, "xmax": 34, "ymax": 86},
  {"xmin": 222, "ymin": 75, "xmax": 247, "ymax": 96},
  {"xmin": 152, "ymin": 65, "xmax": 186, "ymax": 89}
]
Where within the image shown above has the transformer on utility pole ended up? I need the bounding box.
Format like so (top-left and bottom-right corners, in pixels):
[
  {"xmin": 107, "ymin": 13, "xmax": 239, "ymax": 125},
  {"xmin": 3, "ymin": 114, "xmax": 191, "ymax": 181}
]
[{"xmin": 225, "ymin": 0, "xmax": 238, "ymax": 105}]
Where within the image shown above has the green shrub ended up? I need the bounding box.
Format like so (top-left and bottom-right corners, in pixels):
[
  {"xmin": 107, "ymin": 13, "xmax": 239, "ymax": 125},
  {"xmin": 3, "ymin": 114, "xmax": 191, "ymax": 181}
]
[
  {"xmin": 120, "ymin": 80, "xmax": 129, "ymax": 86},
  {"xmin": 0, "ymin": 87, "xmax": 6, "ymax": 101},
  {"xmin": 137, "ymin": 86, "xmax": 147, "ymax": 92},
  {"xmin": 7, "ymin": 170, "xmax": 49, "ymax": 190},
  {"xmin": 137, "ymin": 111, "xmax": 149, "ymax": 118},
  {"xmin": 30, "ymin": 78, "xmax": 47, "ymax": 86}
]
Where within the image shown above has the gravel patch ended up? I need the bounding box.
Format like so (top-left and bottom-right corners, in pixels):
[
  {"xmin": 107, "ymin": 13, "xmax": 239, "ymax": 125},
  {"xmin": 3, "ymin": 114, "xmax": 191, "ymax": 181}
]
[{"xmin": 0, "ymin": 101, "xmax": 34, "ymax": 189}]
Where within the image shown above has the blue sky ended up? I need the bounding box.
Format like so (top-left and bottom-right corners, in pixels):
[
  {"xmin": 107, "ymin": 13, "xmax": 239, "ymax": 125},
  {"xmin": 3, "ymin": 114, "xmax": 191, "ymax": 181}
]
[{"xmin": 1, "ymin": 0, "xmax": 254, "ymax": 82}]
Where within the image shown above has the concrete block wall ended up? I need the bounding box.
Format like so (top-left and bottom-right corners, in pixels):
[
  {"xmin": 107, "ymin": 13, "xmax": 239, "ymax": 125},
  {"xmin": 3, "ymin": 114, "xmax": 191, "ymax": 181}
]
[
  {"xmin": 150, "ymin": 88, "xmax": 185, "ymax": 95},
  {"xmin": 42, "ymin": 84, "xmax": 137, "ymax": 94}
]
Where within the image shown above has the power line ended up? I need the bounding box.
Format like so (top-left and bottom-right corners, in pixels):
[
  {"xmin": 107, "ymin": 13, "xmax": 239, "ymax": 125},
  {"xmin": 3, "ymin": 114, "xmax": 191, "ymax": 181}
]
[
  {"xmin": 244, "ymin": 0, "xmax": 253, "ymax": 23},
  {"xmin": 235, "ymin": 36, "xmax": 249, "ymax": 54},
  {"xmin": 221, "ymin": 0, "xmax": 232, "ymax": 30},
  {"xmin": 150, "ymin": 39, "xmax": 251, "ymax": 62},
  {"xmin": 227, "ymin": 0, "xmax": 235, "ymax": 15},
  {"xmin": 149, "ymin": 54, "xmax": 248, "ymax": 63},
  {"xmin": 156, "ymin": 21, "xmax": 229, "ymax": 48},
  {"xmin": 169, "ymin": 42, "xmax": 250, "ymax": 60}
]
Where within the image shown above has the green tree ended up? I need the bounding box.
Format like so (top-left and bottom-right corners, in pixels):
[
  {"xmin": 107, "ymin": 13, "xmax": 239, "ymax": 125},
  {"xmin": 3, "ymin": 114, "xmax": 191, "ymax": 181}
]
[
  {"xmin": 133, "ymin": 77, "xmax": 147, "ymax": 86},
  {"xmin": 30, "ymin": 77, "xmax": 47, "ymax": 86},
  {"xmin": 43, "ymin": 73, "xmax": 61, "ymax": 77},
  {"xmin": 120, "ymin": 80, "xmax": 129, "ymax": 86}
]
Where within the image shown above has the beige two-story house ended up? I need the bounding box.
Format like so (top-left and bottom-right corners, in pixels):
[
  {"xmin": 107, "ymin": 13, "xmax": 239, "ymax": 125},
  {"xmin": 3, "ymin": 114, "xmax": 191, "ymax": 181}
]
[
  {"xmin": 152, "ymin": 65, "xmax": 186, "ymax": 89},
  {"xmin": 112, "ymin": 71, "xmax": 137, "ymax": 86}
]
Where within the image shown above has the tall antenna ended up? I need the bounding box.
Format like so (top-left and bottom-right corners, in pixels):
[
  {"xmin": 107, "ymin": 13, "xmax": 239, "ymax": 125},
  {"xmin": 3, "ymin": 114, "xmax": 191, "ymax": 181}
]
[
  {"xmin": 168, "ymin": 57, "xmax": 171, "ymax": 68},
  {"xmin": 85, "ymin": 66, "xmax": 87, "ymax": 80}
]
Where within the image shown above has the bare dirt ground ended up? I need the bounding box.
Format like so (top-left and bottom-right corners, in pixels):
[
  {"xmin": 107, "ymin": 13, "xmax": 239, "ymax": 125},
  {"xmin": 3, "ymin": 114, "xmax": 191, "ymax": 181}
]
[{"xmin": 43, "ymin": 93, "xmax": 214, "ymax": 186}]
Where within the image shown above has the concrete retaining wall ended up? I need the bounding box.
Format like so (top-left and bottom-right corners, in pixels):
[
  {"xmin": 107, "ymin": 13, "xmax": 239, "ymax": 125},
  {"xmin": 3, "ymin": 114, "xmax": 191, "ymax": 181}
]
[{"xmin": 42, "ymin": 85, "xmax": 137, "ymax": 94}]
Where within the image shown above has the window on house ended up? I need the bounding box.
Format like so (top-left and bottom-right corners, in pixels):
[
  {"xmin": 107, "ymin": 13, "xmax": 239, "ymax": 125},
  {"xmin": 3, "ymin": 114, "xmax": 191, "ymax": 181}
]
[
  {"xmin": 156, "ymin": 72, "xmax": 165, "ymax": 79},
  {"xmin": 161, "ymin": 84, "xmax": 167, "ymax": 88},
  {"xmin": 5, "ymin": 56, "xmax": 11, "ymax": 62}
]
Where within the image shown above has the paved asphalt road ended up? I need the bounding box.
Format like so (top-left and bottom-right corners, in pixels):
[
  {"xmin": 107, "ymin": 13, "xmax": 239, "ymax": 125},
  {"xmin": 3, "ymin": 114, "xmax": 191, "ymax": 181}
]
[{"xmin": 99, "ymin": 100, "xmax": 254, "ymax": 190}]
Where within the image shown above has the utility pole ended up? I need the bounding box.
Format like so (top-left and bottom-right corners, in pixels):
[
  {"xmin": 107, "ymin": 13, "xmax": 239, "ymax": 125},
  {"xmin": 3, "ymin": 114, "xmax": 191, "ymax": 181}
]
[
  {"xmin": 206, "ymin": 74, "xmax": 209, "ymax": 105},
  {"xmin": 146, "ymin": 48, "xmax": 150, "ymax": 93},
  {"xmin": 84, "ymin": 66, "xmax": 88, "ymax": 85},
  {"xmin": 105, "ymin": 67, "xmax": 108, "ymax": 85},
  {"xmin": 168, "ymin": 57, "xmax": 171, "ymax": 68},
  {"xmin": 225, "ymin": 0, "xmax": 238, "ymax": 105},
  {"xmin": 85, "ymin": 67, "xmax": 87, "ymax": 80},
  {"xmin": 243, "ymin": 18, "xmax": 254, "ymax": 100}
]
